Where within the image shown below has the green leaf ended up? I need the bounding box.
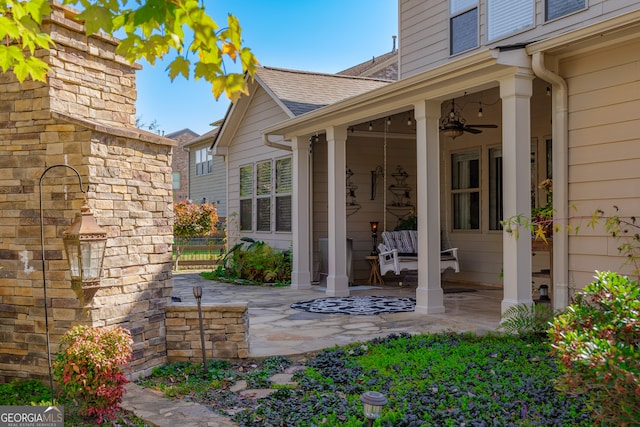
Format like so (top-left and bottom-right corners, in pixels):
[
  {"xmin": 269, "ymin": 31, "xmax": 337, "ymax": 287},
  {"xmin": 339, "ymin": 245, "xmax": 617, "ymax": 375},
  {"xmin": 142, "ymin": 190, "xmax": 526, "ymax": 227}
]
[{"xmin": 166, "ymin": 56, "xmax": 190, "ymax": 81}]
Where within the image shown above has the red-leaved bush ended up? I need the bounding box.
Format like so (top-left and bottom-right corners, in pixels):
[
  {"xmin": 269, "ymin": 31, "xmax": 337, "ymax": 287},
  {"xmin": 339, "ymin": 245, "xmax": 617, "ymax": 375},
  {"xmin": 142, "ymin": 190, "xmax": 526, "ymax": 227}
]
[{"xmin": 53, "ymin": 325, "xmax": 133, "ymax": 422}]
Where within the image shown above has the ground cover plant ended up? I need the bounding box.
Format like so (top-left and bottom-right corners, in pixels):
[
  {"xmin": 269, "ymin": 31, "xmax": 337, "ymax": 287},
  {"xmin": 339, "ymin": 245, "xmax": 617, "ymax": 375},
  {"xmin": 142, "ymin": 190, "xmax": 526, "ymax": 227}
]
[
  {"xmin": 139, "ymin": 333, "xmax": 593, "ymax": 426},
  {"xmin": 0, "ymin": 379, "xmax": 146, "ymax": 426}
]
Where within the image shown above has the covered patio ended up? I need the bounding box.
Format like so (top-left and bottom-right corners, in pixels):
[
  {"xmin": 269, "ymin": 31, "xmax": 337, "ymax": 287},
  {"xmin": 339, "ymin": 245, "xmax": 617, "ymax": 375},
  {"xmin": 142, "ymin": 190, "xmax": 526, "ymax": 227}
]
[
  {"xmin": 262, "ymin": 47, "xmax": 566, "ymax": 317},
  {"xmin": 171, "ymin": 272, "xmax": 502, "ymax": 358}
]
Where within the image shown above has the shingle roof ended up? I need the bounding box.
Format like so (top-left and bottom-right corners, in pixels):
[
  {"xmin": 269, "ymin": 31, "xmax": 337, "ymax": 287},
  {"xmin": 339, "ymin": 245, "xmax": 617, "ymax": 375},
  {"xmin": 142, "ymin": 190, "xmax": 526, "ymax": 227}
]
[
  {"xmin": 256, "ymin": 67, "xmax": 392, "ymax": 117},
  {"xmin": 337, "ymin": 50, "xmax": 398, "ymax": 79}
]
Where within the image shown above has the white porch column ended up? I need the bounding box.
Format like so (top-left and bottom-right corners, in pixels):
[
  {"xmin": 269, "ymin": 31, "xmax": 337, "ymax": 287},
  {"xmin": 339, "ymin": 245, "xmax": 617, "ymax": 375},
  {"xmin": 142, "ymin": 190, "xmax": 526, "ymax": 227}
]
[
  {"xmin": 500, "ymin": 71, "xmax": 534, "ymax": 312},
  {"xmin": 414, "ymin": 100, "xmax": 445, "ymax": 314},
  {"xmin": 326, "ymin": 126, "xmax": 350, "ymax": 297},
  {"xmin": 291, "ymin": 136, "xmax": 312, "ymax": 289}
]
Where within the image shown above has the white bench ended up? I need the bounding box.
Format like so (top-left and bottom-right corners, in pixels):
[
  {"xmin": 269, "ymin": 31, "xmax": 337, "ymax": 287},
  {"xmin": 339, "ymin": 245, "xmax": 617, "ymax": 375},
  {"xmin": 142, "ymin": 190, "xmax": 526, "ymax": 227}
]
[{"xmin": 377, "ymin": 230, "xmax": 459, "ymax": 276}]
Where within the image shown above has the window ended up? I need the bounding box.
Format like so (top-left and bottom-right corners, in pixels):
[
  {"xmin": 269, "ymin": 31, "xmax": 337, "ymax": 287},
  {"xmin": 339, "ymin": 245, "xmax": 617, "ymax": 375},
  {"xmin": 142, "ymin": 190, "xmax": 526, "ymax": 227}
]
[
  {"xmin": 172, "ymin": 172, "xmax": 181, "ymax": 190},
  {"xmin": 487, "ymin": 0, "xmax": 534, "ymax": 41},
  {"xmin": 256, "ymin": 162, "xmax": 272, "ymax": 231},
  {"xmin": 452, "ymin": 150, "xmax": 480, "ymax": 230},
  {"xmin": 450, "ymin": 0, "xmax": 478, "ymax": 55},
  {"xmin": 195, "ymin": 148, "xmax": 212, "ymax": 176},
  {"xmin": 239, "ymin": 158, "xmax": 293, "ymax": 233},
  {"xmin": 546, "ymin": 0, "xmax": 585, "ymax": 21},
  {"xmin": 275, "ymin": 158, "xmax": 292, "ymax": 232},
  {"xmin": 489, "ymin": 148, "xmax": 503, "ymax": 230},
  {"xmin": 239, "ymin": 165, "xmax": 253, "ymax": 230}
]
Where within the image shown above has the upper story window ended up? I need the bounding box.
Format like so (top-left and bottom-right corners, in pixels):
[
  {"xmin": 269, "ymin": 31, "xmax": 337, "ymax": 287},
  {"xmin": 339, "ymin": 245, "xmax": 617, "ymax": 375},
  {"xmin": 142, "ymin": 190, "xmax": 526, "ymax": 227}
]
[
  {"xmin": 546, "ymin": 0, "xmax": 585, "ymax": 21},
  {"xmin": 195, "ymin": 148, "xmax": 212, "ymax": 176},
  {"xmin": 450, "ymin": 0, "xmax": 478, "ymax": 55},
  {"xmin": 172, "ymin": 172, "xmax": 181, "ymax": 190},
  {"xmin": 487, "ymin": 0, "xmax": 534, "ymax": 41}
]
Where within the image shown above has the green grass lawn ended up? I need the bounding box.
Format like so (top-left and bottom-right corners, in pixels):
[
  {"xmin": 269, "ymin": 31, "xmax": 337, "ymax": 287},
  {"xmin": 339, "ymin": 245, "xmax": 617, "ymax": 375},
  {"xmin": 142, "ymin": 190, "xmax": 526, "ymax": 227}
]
[{"xmin": 140, "ymin": 332, "xmax": 594, "ymax": 426}]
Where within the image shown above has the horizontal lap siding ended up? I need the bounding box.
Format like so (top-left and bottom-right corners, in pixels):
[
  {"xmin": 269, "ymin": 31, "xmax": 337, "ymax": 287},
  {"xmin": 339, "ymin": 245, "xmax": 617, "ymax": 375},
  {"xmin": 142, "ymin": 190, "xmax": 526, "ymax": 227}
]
[
  {"xmin": 226, "ymin": 89, "xmax": 293, "ymax": 250},
  {"xmin": 563, "ymin": 39, "xmax": 640, "ymax": 284},
  {"xmin": 399, "ymin": 0, "xmax": 639, "ymax": 79}
]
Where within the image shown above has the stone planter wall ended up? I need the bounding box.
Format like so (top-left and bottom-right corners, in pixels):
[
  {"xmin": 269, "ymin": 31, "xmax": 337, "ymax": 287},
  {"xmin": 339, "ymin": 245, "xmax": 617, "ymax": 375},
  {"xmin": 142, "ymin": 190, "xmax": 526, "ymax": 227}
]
[{"xmin": 165, "ymin": 304, "xmax": 249, "ymax": 361}]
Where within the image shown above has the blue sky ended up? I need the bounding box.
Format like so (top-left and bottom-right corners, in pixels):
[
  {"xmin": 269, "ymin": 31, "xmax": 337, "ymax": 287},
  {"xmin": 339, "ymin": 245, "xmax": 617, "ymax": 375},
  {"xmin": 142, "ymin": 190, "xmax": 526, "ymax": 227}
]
[{"xmin": 135, "ymin": 1, "xmax": 398, "ymax": 136}]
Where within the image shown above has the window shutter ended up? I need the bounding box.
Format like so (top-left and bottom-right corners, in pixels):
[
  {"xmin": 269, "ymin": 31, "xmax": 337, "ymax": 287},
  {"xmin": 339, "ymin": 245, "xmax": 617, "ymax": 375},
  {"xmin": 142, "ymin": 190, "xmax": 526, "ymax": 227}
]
[
  {"xmin": 487, "ymin": 0, "xmax": 533, "ymax": 41},
  {"xmin": 276, "ymin": 196, "xmax": 292, "ymax": 232},
  {"xmin": 240, "ymin": 165, "xmax": 253, "ymax": 197},
  {"xmin": 276, "ymin": 158, "xmax": 292, "ymax": 194},
  {"xmin": 256, "ymin": 198, "xmax": 271, "ymax": 231},
  {"xmin": 256, "ymin": 162, "xmax": 272, "ymax": 196}
]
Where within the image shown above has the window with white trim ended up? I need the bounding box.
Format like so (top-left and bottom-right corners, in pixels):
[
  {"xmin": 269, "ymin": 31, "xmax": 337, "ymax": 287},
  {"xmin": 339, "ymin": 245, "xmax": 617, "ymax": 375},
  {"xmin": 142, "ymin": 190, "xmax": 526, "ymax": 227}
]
[
  {"xmin": 239, "ymin": 165, "xmax": 253, "ymax": 231},
  {"xmin": 488, "ymin": 147, "xmax": 503, "ymax": 230},
  {"xmin": 452, "ymin": 150, "xmax": 480, "ymax": 230},
  {"xmin": 546, "ymin": 0, "xmax": 585, "ymax": 21},
  {"xmin": 487, "ymin": 0, "xmax": 534, "ymax": 41},
  {"xmin": 256, "ymin": 161, "xmax": 272, "ymax": 231},
  {"xmin": 275, "ymin": 157, "xmax": 292, "ymax": 232},
  {"xmin": 450, "ymin": 0, "xmax": 478, "ymax": 55},
  {"xmin": 195, "ymin": 148, "xmax": 212, "ymax": 176}
]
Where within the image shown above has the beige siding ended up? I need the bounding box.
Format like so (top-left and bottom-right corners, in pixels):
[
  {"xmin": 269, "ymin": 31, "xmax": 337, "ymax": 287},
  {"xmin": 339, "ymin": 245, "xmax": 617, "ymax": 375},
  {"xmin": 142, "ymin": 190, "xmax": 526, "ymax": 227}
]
[
  {"xmin": 226, "ymin": 88, "xmax": 293, "ymax": 250},
  {"xmin": 189, "ymin": 144, "xmax": 227, "ymax": 216},
  {"xmin": 399, "ymin": 0, "xmax": 639, "ymax": 79},
  {"xmin": 562, "ymin": 38, "xmax": 640, "ymax": 286}
]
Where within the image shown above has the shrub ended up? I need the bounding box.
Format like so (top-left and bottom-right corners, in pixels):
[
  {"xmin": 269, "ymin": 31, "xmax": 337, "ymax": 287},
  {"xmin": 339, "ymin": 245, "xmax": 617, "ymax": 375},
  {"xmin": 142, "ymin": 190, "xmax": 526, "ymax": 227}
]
[
  {"xmin": 550, "ymin": 271, "xmax": 640, "ymax": 426},
  {"xmin": 500, "ymin": 303, "xmax": 556, "ymax": 336},
  {"xmin": 52, "ymin": 325, "xmax": 133, "ymax": 423},
  {"xmin": 208, "ymin": 238, "xmax": 292, "ymax": 285}
]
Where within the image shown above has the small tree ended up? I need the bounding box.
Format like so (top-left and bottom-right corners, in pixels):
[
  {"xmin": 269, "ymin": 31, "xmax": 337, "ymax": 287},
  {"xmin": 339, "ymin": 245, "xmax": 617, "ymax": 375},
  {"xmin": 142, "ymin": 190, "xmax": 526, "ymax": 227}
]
[{"xmin": 173, "ymin": 200, "xmax": 218, "ymax": 270}]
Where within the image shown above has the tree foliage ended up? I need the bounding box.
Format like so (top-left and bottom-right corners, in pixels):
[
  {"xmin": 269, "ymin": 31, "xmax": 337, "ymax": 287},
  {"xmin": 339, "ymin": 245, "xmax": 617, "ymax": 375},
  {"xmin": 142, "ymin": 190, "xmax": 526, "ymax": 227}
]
[
  {"xmin": 173, "ymin": 200, "xmax": 218, "ymax": 269},
  {"xmin": 174, "ymin": 199, "xmax": 218, "ymax": 238},
  {"xmin": 1, "ymin": 0, "xmax": 258, "ymax": 102}
]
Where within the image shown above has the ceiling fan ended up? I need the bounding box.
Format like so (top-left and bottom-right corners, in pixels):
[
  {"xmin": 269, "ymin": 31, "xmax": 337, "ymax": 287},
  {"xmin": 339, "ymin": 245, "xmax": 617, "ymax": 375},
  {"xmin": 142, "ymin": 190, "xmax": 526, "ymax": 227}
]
[{"xmin": 440, "ymin": 99, "xmax": 498, "ymax": 139}]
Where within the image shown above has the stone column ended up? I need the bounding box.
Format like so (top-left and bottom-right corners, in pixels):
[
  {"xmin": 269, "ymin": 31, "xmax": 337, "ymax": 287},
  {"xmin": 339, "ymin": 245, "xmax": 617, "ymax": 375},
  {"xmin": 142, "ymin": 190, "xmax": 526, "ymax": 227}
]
[
  {"xmin": 291, "ymin": 136, "xmax": 312, "ymax": 289},
  {"xmin": 500, "ymin": 71, "xmax": 534, "ymax": 312},
  {"xmin": 414, "ymin": 100, "xmax": 445, "ymax": 314},
  {"xmin": 325, "ymin": 126, "xmax": 349, "ymax": 297}
]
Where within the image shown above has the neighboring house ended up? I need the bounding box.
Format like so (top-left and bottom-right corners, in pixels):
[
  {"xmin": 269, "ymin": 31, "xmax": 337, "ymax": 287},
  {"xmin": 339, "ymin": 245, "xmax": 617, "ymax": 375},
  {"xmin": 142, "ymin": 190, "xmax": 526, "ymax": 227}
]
[
  {"xmin": 166, "ymin": 128, "xmax": 199, "ymax": 202},
  {"xmin": 185, "ymin": 125, "xmax": 228, "ymax": 218},
  {"xmin": 217, "ymin": 1, "xmax": 640, "ymax": 316},
  {"xmin": 212, "ymin": 55, "xmax": 397, "ymax": 269}
]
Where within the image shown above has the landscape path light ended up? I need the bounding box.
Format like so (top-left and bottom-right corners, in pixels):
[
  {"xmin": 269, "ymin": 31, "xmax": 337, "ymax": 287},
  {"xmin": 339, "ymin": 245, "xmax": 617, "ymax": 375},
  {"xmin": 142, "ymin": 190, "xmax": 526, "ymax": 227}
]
[
  {"xmin": 193, "ymin": 285, "xmax": 208, "ymax": 377},
  {"xmin": 361, "ymin": 390, "xmax": 387, "ymax": 426}
]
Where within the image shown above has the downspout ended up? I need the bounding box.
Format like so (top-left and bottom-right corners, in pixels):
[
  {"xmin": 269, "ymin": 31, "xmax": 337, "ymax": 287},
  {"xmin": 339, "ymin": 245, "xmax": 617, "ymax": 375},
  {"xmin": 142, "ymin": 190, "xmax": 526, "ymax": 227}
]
[
  {"xmin": 262, "ymin": 133, "xmax": 292, "ymax": 152},
  {"xmin": 531, "ymin": 52, "xmax": 569, "ymax": 310}
]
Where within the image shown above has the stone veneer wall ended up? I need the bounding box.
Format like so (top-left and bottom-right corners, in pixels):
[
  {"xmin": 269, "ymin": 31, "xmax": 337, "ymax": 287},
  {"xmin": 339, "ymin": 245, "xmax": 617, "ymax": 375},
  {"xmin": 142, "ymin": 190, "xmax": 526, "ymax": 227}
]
[
  {"xmin": 0, "ymin": 3, "xmax": 175, "ymax": 382},
  {"xmin": 165, "ymin": 304, "xmax": 249, "ymax": 361}
]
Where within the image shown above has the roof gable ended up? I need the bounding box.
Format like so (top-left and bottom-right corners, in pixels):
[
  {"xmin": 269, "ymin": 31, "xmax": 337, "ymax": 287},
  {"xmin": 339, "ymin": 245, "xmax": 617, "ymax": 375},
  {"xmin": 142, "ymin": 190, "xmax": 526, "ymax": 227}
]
[{"xmin": 255, "ymin": 67, "xmax": 392, "ymax": 117}]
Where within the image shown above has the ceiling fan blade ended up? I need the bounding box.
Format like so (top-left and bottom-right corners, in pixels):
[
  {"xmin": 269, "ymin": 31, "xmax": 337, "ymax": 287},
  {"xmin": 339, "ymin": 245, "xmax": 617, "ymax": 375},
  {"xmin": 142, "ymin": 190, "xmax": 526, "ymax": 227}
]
[
  {"xmin": 465, "ymin": 124, "xmax": 498, "ymax": 128},
  {"xmin": 462, "ymin": 127, "xmax": 482, "ymax": 134}
]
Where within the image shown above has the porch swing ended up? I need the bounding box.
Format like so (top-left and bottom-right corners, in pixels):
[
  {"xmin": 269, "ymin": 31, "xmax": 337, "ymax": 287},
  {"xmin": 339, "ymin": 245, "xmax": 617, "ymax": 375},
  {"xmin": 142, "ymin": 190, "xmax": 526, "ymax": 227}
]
[{"xmin": 375, "ymin": 112, "xmax": 460, "ymax": 277}]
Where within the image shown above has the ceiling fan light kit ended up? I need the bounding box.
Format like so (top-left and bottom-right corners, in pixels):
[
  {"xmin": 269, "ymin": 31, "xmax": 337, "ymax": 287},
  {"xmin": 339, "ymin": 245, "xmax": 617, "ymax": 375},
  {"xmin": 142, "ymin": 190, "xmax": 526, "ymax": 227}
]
[{"xmin": 439, "ymin": 99, "xmax": 498, "ymax": 139}]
